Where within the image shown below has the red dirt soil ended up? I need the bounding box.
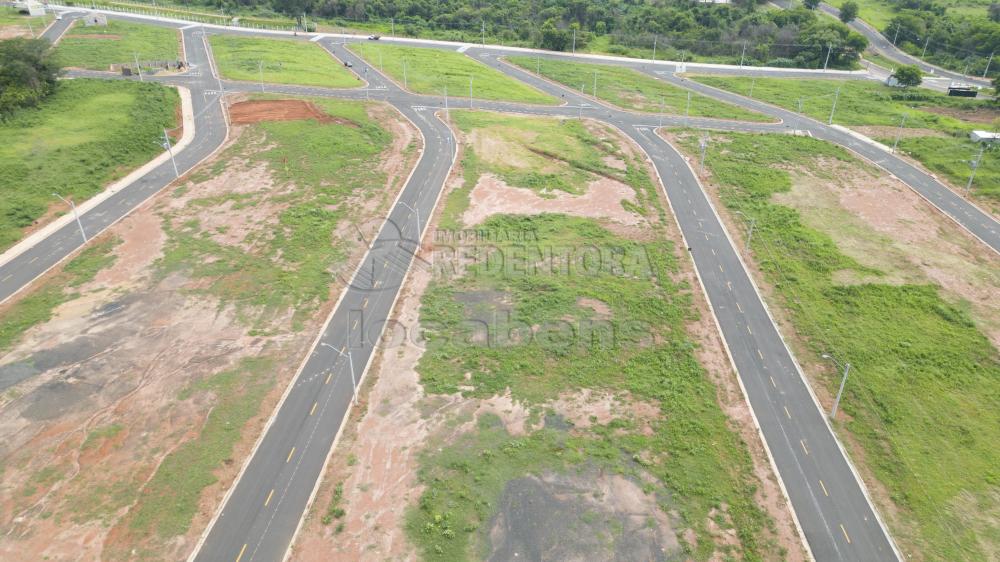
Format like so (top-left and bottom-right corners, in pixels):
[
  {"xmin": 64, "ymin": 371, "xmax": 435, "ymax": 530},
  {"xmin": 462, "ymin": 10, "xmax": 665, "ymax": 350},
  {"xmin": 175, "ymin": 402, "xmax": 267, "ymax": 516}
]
[{"xmin": 228, "ymin": 100, "xmax": 356, "ymax": 126}]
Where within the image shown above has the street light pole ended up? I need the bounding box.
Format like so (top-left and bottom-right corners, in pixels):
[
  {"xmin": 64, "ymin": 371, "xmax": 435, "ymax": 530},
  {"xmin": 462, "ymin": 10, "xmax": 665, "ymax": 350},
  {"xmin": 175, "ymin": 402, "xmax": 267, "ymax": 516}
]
[
  {"xmin": 258, "ymin": 59, "xmax": 264, "ymax": 92},
  {"xmin": 321, "ymin": 342, "xmax": 357, "ymax": 405},
  {"xmin": 823, "ymin": 44, "xmax": 832, "ymax": 71},
  {"xmin": 966, "ymin": 144, "xmax": 986, "ymax": 194},
  {"xmin": 402, "ymin": 59, "xmax": 408, "ymax": 89},
  {"xmin": 735, "ymin": 211, "xmax": 755, "ymax": 253},
  {"xmin": 54, "ymin": 193, "xmax": 87, "ymax": 243},
  {"xmin": 399, "ymin": 200, "xmax": 421, "ymax": 241},
  {"xmin": 133, "ymin": 52, "xmax": 143, "ymax": 81},
  {"xmin": 163, "ymin": 129, "xmax": 179, "ymax": 178},
  {"xmin": 469, "ymin": 76, "xmax": 473, "ymax": 109},
  {"xmin": 822, "ymin": 353, "xmax": 851, "ymax": 419},
  {"xmin": 891, "ymin": 113, "xmax": 907, "ymax": 154},
  {"xmin": 828, "ymin": 85, "xmax": 841, "ymax": 125},
  {"xmin": 984, "ymin": 51, "xmax": 995, "ymax": 79},
  {"xmin": 698, "ymin": 136, "xmax": 709, "ymax": 173},
  {"xmin": 592, "ymin": 70, "xmax": 597, "ymax": 99}
]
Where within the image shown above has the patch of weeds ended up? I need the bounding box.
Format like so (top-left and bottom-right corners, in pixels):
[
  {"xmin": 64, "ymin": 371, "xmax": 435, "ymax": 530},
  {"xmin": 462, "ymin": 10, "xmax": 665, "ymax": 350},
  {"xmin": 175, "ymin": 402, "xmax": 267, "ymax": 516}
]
[{"xmin": 321, "ymin": 482, "xmax": 345, "ymax": 525}]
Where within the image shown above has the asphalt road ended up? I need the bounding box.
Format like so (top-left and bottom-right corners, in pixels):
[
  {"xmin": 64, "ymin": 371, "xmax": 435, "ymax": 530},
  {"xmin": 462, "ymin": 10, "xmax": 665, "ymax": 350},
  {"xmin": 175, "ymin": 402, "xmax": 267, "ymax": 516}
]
[
  {"xmin": 12, "ymin": 10, "xmax": 994, "ymax": 561},
  {"xmin": 817, "ymin": 2, "xmax": 992, "ymax": 88}
]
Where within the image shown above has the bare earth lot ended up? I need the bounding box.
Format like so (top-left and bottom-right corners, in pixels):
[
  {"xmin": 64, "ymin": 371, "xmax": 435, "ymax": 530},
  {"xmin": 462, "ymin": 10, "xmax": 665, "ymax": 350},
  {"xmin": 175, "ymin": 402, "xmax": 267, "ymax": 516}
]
[
  {"xmin": 293, "ymin": 113, "xmax": 804, "ymax": 561},
  {"xmin": 0, "ymin": 98, "xmax": 418, "ymax": 561}
]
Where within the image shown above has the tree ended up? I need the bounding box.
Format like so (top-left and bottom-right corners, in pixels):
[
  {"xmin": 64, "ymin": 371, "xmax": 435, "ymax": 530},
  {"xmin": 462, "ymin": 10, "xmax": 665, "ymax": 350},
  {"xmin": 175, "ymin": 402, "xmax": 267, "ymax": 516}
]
[
  {"xmin": 893, "ymin": 64, "xmax": 923, "ymax": 87},
  {"xmin": 803, "ymin": 0, "xmax": 821, "ymax": 9},
  {"xmin": 539, "ymin": 18, "xmax": 570, "ymax": 51},
  {"xmin": 989, "ymin": 3, "xmax": 1000, "ymax": 23},
  {"xmin": 839, "ymin": 1, "xmax": 859, "ymax": 23},
  {"xmin": 0, "ymin": 38, "xmax": 60, "ymax": 119}
]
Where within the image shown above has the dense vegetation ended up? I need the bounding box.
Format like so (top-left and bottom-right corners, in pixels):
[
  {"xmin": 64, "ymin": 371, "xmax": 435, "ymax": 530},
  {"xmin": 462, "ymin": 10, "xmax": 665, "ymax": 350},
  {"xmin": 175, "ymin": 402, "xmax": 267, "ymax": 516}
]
[
  {"xmin": 676, "ymin": 130, "xmax": 1000, "ymax": 560},
  {"xmin": 0, "ymin": 38, "xmax": 60, "ymax": 118},
  {"xmin": 147, "ymin": 0, "xmax": 868, "ymax": 68}
]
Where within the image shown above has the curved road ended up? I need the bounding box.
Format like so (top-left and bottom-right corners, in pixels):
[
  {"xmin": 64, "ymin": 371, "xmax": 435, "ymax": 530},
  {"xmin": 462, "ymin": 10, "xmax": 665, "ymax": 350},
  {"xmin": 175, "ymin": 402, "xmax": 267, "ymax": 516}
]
[{"xmin": 9, "ymin": 9, "xmax": 997, "ymax": 561}]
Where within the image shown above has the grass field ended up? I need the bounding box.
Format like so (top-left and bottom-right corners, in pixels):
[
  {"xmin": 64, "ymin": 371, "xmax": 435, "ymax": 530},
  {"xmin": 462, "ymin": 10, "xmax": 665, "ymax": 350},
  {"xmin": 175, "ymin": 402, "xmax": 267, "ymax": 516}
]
[
  {"xmin": 0, "ymin": 7, "xmax": 48, "ymax": 34},
  {"xmin": 405, "ymin": 111, "xmax": 781, "ymax": 561},
  {"xmin": 158, "ymin": 98, "xmax": 390, "ymax": 330},
  {"xmin": 507, "ymin": 56, "xmax": 771, "ymax": 122},
  {"xmin": 55, "ymin": 19, "xmax": 179, "ymax": 70},
  {"xmin": 674, "ymin": 129, "xmax": 1000, "ymax": 560},
  {"xmin": 348, "ymin": 43, "xmax": 557, "ymax": 105},
  {"xmin": 208, "ymin": 35, "xmax": 360, "ymax": 89},
  {"xmin": 689, "ymin": 75, "xmax": 1000, "ymax": 202},
  {"xmin": 0, "ymin": 79, "xmax": 179, "ymax": 253}
]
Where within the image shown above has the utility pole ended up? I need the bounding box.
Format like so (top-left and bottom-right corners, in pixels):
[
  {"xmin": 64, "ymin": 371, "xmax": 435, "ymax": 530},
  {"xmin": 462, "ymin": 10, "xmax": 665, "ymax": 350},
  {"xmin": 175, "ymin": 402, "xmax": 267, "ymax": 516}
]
[
  {"xmin": 686, "ymin": 91, "xmax": 691, "ymax": 121},
  {"xmin": 402, "ymin": 59, "xmax": 408, "ymax": 89},
  {"xmin": 399, "ymin": 200, "xmax": 421, "ymax": 241},
  {"xmin": 27, "ymin": 21, "xmax": 33, "ymax": 37},
  {"xmin": 735, "ymin": 211, "xmax": 755, "ymax": 253},
  {"xmin": 536, "ymin": 56, "xmax": 540, "ymax": 75},
  {"xmin": 163, "ymin": 129, "xmax": 179, "ymax": 178},
  {"xmin": 823, "ymin": 44, "xmax": 832, "ymax": 71},
  {"xmin": 54, "ymin": 193, "xmax": 87, "ymax": 243},
  {"xmin": 379, "ymin": 50, "xmax": 383, "ymax": 73},
  {"xmin": 391, "ymin": 17, "xmax": 394, "ymax": 37},
  {"xmin": 822, "ymin": 354, "xmax": 851, "ymax": 419},
  {"xmin": 892, "ymin": 24, "xmax": 901, "ymax": 46},
  {"xmin": 699, "ymin": 136, "xmax": 709, "ymax": 173},
  {"xmin": 652, "ymin": 35, "xmax": 657, "ymax": 63},
  {"xmin": 469, "ymin": 76, "xmax": 473, "ymax": 109},
  {"xmin": 797, "ymin": 97, "xmax": 804, "ymax": 113},
  {"xmin": 133, "ymin": 52, "xmax": 143, "ymax": 81},
  {"xmin": 966, "ymin": 144, "xmax": 986, "ymax": 194},
  {"xmin": 322, "ymin": 343, "xmax": 357, "ymax": 405},
  {"xmin": 984, "ymin": 51, "xmax": 994, "ymax": 79},
  {"xmin": 658, "ymin": 96, "xmax": 664, "ymax": 128},
  {"xmin": 258, "ymin": 59, "xmax": 264, "ymax": 92},
  {"xmin": 739, "ymin": 42, "xmax": 747, "ymax": 68},
  {"xmin": 481, "ymin": 19, "xmax": 485, "ymax": 46},
  {"xmin": 749, "ymin": 77, "xmax": 756, "ymax": 98},
  {"xmin": 444, "ymin": 85, "xmax": 449, "ymax": 119},
  {"xmin": 921, "ymin": 36, "xmax": 930, "ymax": 58},
  {"xmin": 593, "ymin": 70, "xmax": 597, "ymax": 99},
  {"xmin": 891, "ymin": 114, "xmax": 908, "ymax": 153},
  {"xmin": 572, "ymin": 27, "xmax": 576, "ymax": 54},
  {"xmin": 828, "ymin": 85, "xmax": 841, "ymax": 125}
]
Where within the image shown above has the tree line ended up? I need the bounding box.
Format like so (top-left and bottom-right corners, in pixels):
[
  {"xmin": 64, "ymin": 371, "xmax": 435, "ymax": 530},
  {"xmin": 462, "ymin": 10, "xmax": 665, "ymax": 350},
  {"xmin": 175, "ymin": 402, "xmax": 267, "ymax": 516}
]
[{"xmin": 0, "ymin": 38, "xmax": 60, "ymax": 119}]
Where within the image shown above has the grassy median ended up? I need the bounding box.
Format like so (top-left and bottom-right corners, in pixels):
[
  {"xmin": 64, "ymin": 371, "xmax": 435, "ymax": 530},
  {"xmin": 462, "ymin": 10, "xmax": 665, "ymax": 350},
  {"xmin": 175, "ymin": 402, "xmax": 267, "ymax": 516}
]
[
  {"xmin": 349, "ymin": 42, "xmax": 557, "ymax": 105},
  {"xmin": 56, "ymin": 19, "xmax": 179, "ymax": 69},
  {"xmin": 507, "ymin": 56, "xmax": 771, "ymax": 122},
  {"xmin": 209, "ymin": 35, "xmax": 360, "ymax": 88}
]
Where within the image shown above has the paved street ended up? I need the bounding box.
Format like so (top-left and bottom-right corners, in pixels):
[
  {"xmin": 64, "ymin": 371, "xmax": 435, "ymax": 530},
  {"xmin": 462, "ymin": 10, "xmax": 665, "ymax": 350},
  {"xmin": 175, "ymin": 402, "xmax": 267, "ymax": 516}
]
[{"xmin": 9, "ymin": 9, "xmax": 998, "ymax": 561}]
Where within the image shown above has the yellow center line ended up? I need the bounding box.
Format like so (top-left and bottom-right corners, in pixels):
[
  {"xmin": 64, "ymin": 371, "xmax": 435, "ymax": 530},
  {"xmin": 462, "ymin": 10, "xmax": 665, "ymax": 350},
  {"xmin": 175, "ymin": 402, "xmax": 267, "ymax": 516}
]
[
  {"xmin": 800, "ymin": 439, "xmax": 810, "ymax": 455},
  {"xmin": 362, "ymin": 297, "xmax": 368, "ymax": 309},
  {"xmin": 264, "ymin": 488, "xmax": 274, "ymax": 507},
  {"xmin": 727, "ymin": 281, "xmax": 733, "ymax": 291},
  {"xmin": 736, "ymin": 302, "xmax": 743, "ymax": 313},
  {"xmin": 840, "ymin": 523, "xmax": 852, "ymax": 544},
  {"xmin": 746, "ymin": 325, "xmax": 752, "ymax": 335},
  {"xmin": 29, "ymin": 256, "xmax": 38, "ymax": 264},
  {"xmin": 235, "ymin": 543, "xmax": 248, "ymax": 562},
  {"xmin": 784, "ymin": 406, "xmax": 791, "ymax": 419},
  {"xmin": 1, "ymin": 274, "xmax": 11, "ymax": 282},
  {"xmin": 286, "ymin": 447, "xmax": 296, "ymax": 463},
  {"xmin": 383, "ymin": 261, "xmax": 388, "ymax": 269},
  {"xmin": 769, "ymin": 375, "xmax": 776, "ymax": 388},
  {"xmin": 352, "ymin": 319, "xmax": 359, "ymax": 330},
  {"xmin": 718, "ymin": 264, "xmax": 723, "ymax": 272},
  {"xmin": 325, "ymin": 372, "xmax": 332, "ymax": 384},
  {"xmin": 820, "ymin": 479, "xmax": 829, "ymax": 497},
  {"xmin": 757, "ymin": 349, "xmax": 763, "ymax": 360},
  {"xmin": 310, "ymin": 401, "xmax": 318, "ymax": 415},
  {"xmin": 711, "ymin": 248, "xmax": 716, "ymax": 256}
]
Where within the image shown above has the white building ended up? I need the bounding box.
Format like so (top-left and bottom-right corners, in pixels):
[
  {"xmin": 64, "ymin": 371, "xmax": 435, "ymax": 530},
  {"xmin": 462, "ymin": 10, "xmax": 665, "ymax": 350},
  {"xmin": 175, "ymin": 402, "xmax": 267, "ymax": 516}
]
[{"xmin": 970, "ymin": 130, "xmax": 1000, "ymax": 144}]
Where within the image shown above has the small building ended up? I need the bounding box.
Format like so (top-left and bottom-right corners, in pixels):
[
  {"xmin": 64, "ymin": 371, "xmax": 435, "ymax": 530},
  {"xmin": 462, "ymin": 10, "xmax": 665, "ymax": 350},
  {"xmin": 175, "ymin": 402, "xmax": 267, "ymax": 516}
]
[
  {"xmin": 947, "ymin": 82, "xmax": 979, "ymax": 97},
  {"xmin": 970, "ymin": 130, "xmax": 1000, "ymax": 144},
  {"xmin": 83, "ymin": 14, "xmax": 108, "ymax": 27}
]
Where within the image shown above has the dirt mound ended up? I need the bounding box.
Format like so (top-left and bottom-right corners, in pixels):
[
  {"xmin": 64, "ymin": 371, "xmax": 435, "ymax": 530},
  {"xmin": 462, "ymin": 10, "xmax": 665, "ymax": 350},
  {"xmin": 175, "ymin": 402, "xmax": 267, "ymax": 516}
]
[{"xmin": 229, "ymin": 99, "xmax": 355, "ymax": 126}]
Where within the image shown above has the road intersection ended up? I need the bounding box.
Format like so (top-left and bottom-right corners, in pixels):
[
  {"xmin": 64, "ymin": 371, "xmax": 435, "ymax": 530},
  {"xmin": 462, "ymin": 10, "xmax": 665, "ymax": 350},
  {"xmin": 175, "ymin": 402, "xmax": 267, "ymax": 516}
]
[{"xmin": 6, "ymin": 9, "xmax": 999, "ymax": 561}]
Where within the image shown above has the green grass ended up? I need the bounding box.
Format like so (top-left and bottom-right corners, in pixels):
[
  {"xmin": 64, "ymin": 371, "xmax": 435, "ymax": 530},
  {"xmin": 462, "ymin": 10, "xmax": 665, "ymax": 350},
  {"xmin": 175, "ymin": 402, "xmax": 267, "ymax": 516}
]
[
  {"xmin": 125, "ymin": 356, "xmax": 274, "ymax": 538},
  {"xmin": 507, "ymin": 56, "xmax": 771, "ymax": 122},
  {"xmin": 675, "ymin": 130, "xmax": 1000, "ymax": 560},
  {"xmin": 208, "ymin": 35, "xmax": 360, "ymax": 89},
  {"xmin": 0, "ymin": 237, "xmax": 120, "ymax": 353},
  {"xmin": 55, "ymin": 19, "xmax": 179, "ymax": 70},
  {"xmin": 0, "ymin": 79, "xmax": 178, "ymax": 252},
  {"xmin": 689, "ymin": 75, "xmax": 1000, "ymax": 203},
  {"xmin": 0, "ymin": 7, "xmax": 47, "ymax": 32},
  {"xmin": 348, "ymin": 43, "xmax": 557, "ymax": 105},
  {"xmin": 408, "ymin": 112, "xmax": 779, "ymax": 561},
  {"xmin": 157, "ymin": 100, "xmax": 391, "ymax": 329},
  {"xmin": 826, "ymin": 0, "xmax": 897, "ymax": 29},
  {"xmin": 157, "ymin": 98, "xmax": 390, "ymax": 330}
]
